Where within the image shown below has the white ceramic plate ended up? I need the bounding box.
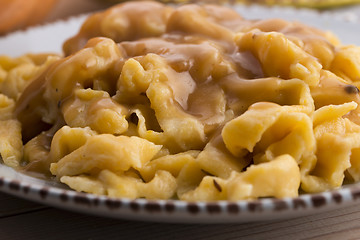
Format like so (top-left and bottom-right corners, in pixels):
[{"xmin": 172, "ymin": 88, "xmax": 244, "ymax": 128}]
[{"xmin": 1, "ymin": 4, "xmax": 360, "ymax": 223}]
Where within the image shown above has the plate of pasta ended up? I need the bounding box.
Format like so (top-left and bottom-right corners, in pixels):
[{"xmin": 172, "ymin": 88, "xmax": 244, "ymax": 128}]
[{"xmin": 1, "ymin": 1, "xmax": 360, "ymax": 223}]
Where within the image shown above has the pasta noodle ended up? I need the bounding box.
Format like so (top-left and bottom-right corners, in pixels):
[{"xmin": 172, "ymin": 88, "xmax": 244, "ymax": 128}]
[{"xmin": 1, "ymin": 1, "xmax": 360, "ymax": 200}]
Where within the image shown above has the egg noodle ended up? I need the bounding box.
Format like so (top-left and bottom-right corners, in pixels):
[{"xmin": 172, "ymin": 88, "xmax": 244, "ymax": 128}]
[{"xmin": 1, "ymin": 1, "xmax": 360, "ymax": 200}]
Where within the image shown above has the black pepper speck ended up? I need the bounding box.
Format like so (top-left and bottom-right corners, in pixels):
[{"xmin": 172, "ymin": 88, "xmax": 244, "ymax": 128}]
[{"xmin": 344, "ymin": 85, "xmax": 359, "ymax": 94}]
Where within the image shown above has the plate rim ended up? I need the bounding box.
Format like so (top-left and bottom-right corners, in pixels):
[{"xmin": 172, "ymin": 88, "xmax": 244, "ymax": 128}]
[{"xmin": 1, "ymin": 170, "xmax": 360, "ymax": 223}]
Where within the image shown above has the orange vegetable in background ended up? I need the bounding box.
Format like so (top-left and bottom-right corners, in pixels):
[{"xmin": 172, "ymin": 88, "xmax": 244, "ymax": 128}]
[{"xmin": 0, "ymin": 0, "xmax": 58, "ymax": 35}]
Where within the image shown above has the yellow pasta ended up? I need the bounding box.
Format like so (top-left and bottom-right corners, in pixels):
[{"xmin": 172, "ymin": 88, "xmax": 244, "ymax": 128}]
[
  {"xmin": 235, "ymin": 30, "xmax": 322, "ymax": 86},
  {"xmin": 301, "ymin": 102, "xmax": 360, "ymax": 192},
  {"xmin": 0, "ymin": 94, "xmax": 22, "ymax": 168},
  {"xmin": 222, "ymin": 102, "xmax": 315, "ymax": 163},
  {"xmin": 50, "ymin": 134, "xmax": 162, "ymax": 177},
  {"xmin": 62, "ymin": 89, "xmax": 129, "ymax": 135},
  {"xmin": 2, "ymin": 1, "xmax": 360, "ymax": 201},
  {"xmin": 61, "ymin": 169, "xmax": 177, "ymax": 199},
  {"xmin": 331, "ymin": 45, "xmax": 360, "ymax": 82},
  {"xmin": 181, "ymin": 154, "xmax": 300, "ymax": 201},
  {"xmin": 0, "ymin": 119, "xmax": 22, "ymax": 168}
]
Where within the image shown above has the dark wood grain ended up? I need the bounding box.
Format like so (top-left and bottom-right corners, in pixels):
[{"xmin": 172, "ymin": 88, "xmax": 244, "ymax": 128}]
[{"xmin": 0, "ymin": 192, "xmax": 47, "ymax": 218}]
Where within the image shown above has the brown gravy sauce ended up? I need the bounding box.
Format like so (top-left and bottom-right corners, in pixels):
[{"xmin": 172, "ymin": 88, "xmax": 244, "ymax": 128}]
[{"xmin": 14, "ymin": 1, "xmax": 352, "ymax": 175}]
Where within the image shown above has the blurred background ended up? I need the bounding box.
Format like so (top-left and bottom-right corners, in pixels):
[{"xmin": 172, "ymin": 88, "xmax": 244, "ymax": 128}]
[
  {"xmin": 1, "ymin": 0, "xmax": 360, "ymax": 35},
  {"xmin": 0, "ymin": 0, "xmax": 112, "ymax": 35}
]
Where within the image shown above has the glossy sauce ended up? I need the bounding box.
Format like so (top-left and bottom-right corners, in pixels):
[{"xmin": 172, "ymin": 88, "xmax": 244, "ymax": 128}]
[{"xmin": 14, "ymin": 1, "xmax": 360, "ymax": 175}]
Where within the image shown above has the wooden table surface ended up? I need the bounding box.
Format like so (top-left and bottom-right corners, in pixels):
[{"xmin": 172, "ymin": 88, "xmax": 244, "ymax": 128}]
[{"xmin": 2, "ymin": 1, "xmax": 360, "ymax": 239}]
